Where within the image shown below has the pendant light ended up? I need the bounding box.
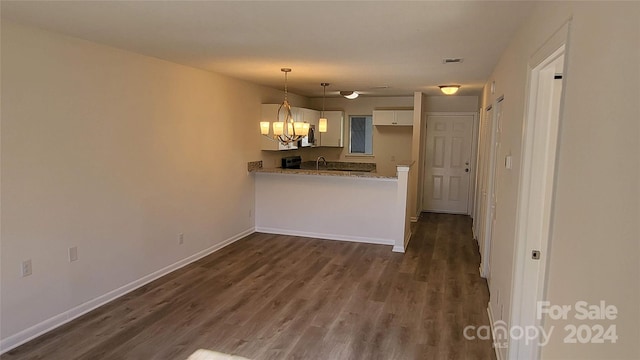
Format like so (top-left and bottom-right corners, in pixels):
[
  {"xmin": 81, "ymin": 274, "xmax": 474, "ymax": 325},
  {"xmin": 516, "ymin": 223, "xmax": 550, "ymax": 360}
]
[
  {"xmin": 260, "ymin": 68, "xmax": 309, "ymax": 145},
  {"xmin": 319, "ymin": 83, "xmax": 329, "ymax": 133}
]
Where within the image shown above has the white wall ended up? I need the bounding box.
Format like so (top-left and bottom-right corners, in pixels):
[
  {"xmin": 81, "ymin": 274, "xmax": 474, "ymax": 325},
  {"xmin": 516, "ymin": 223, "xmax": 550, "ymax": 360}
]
[
  {"xmin": 409, "ymin": 92, "xmax": 426, "ymax": 220},
  {"xmin": 425, "ymin": 95, "xmax": 479, "ymax": 113},
  {"xmin": 0, "ymin": 22, "xmax": 306, "ymax": 349},
  {"xmin": 479, "ymin": 2, "xmax": 639, "ymax": 359}
]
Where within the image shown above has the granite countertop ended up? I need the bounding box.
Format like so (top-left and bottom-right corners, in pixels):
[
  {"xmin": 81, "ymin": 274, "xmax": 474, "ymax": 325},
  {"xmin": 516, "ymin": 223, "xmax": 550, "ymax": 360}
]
[{"xmin": 248, "ymin": 160, "xmax": 398, "ymax": 179}]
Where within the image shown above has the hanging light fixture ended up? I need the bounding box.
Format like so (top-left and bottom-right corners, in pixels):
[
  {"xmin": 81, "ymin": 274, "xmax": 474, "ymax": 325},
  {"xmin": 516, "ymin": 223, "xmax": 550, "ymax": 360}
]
[
  {"xmin": 318, "ymin": 83, "xmax": 329, "ymax": 133},
  {"xmin": 340, "ymin": 90, "xmax": 359, "ymax": 99},
  {"xmin": 439, "ymin": 85, "xmax": 461, "ymax": 95},
  {"xmin": 260, "ymin": 68, "xmax": 309, "ymax": 145}
]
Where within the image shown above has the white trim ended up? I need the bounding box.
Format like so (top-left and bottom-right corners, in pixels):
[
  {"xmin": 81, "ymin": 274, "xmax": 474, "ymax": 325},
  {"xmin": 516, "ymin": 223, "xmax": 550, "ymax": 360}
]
[
  {"xmin": 468, "ymin": 112, "xmax": 480, "ymax": 215},
  {"xmin": 480, "ymin": 99, "xmax": 501, "ymax": 279},
  {"xmin": 472, "ymin": 106, "xmax": 485, "ymax": 237},
  {"xmin": 487, "ymin": 306, "xmax": 504, "ymax": 360},
  {"xmin": 394, "ymin": 165, "xmax": 411, "ymax": 253},
  {"xmin": 344, "ymin": 154, "xmax": 375, "ymax": 158},
  {"xmin": 392, "ymin": 244, "xmax": 406, "ymax": 253},
  {"xmin": 0, "ymin": 227, "xmax": 255, "ymax": 354},
  {"xmin": 425, "ymin": 111, "xmax": 477, "ymax": 116},
  {"xmin": 393, "ymin": 228, "xmax": 412, "ymax": 253},
  {"xmin": 256, "ymin": 226, "xmax": 394, "ymax": 247},
  {"xmin": 425, "ymin": 209, "xmax": 469, "ymax": 215}
]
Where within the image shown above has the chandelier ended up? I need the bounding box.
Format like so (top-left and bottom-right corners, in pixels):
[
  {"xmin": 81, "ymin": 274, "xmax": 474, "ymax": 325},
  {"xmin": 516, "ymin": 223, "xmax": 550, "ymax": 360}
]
[{"xmin": 260, "ymin": 68, "xmax": 309, "ymax": 145}]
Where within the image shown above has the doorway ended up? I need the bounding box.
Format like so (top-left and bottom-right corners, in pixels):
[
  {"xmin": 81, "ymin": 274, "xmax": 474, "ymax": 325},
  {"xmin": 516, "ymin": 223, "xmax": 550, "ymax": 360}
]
[{"xmin": 508, "ymin": 45, "xmax": 566, "ymax": 359}]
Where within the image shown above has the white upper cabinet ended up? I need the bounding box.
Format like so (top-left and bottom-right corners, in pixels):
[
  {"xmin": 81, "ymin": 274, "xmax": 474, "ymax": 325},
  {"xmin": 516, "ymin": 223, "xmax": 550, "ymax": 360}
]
[
  {"xmin": 319, "ymin": 110, "xmax": 344, "ymax": 147},
  {"xmin": 373, "ymin": 110, "xmax": 414, "ymax": 126}
]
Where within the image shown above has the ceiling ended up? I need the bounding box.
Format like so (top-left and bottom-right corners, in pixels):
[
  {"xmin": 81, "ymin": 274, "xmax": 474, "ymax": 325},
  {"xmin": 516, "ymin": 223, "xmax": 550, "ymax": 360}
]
[{"xmin": 1, "ymin": 1, "xmax": 535, "ymax": 98}]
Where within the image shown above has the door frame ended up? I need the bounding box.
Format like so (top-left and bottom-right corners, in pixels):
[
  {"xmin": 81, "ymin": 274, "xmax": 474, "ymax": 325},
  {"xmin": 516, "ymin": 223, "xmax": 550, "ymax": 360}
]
[
  {"xmin": 480, "ymin": 98, "xmax": 502, "ymax": 280},
  {"xmin": 474, "ymin": 104, "xmax": 491, "ymax": 276},
  {"xmin": 422, "ymin": 112, "xmax": 479, "ymax": 215},
  {"xmin": 472, "ymin": 106, "xmax": 485, "ymax": 237},
  {"xmin": 508, "ymin": 22, "xmax": 569, "ymax": 359}
]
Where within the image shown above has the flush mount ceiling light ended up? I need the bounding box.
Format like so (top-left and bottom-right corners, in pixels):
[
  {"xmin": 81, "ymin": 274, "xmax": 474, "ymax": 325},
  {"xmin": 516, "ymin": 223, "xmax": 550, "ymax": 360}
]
[
  {"xmin": 260, "ymin": 68, "xmax": 309, "ymax": 145},
  {"xmin": 439, "ymin": 85, "xmax": 461, "ymax": 95},
  {"xmin": 340, "ymin": 90, "xmax": 359, "ymax": 100},
  {"xmin": 318, "ymin": 83, "xmax": 329, "ymax": 133}
]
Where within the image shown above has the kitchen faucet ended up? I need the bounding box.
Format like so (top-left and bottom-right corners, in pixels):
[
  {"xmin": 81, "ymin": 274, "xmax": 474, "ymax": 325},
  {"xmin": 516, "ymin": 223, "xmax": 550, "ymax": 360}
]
[{"xmin": 316, "ymin": 156, "xmax": 327, "ymax": 171}]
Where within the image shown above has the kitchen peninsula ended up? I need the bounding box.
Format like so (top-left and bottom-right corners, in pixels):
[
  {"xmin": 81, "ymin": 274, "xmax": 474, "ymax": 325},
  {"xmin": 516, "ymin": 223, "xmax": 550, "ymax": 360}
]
[{"xmin": 250, "ymin": 160, "xmax": 413, "ymax": 253}]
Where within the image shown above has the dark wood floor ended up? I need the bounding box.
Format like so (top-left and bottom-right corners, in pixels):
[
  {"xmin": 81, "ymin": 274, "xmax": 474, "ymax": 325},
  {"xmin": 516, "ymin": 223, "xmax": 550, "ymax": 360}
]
[{"xmin": 3, "ymin": 213, "xmax": 495, "ymax": 360}]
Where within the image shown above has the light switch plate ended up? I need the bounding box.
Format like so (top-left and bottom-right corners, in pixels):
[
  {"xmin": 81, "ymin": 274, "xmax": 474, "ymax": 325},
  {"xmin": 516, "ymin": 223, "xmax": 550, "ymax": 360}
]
[
  {"xmin": 69, "ymin": 246, "xmax": 78, "ymax": 262},
  {"xmin": 505, "ymin": 155, "xmax": 513, "ymax": 169},
  {"xmin": 22, "ymin": 259, "xmax": 32, "ymax": 277}
]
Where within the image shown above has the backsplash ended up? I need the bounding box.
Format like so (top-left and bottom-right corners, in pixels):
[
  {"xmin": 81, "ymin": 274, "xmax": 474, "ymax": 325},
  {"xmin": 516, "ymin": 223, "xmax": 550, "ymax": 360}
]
[{"xmin": 247, "ymin": 160, "xmax": 263, "ymax": 172}]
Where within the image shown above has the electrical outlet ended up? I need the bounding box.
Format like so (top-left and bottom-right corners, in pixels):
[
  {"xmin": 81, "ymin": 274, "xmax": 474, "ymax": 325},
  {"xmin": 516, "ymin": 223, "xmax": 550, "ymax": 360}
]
[
  {"xmin": 178, "ymin": 233, "xmax": 184, "ymax": 245},
  {"xmin": 69, "ymin": 246, "xmax": 78, "ymax": 262},
  {"xmin": 22, "ymin": 259, "xmax": 32, "ymax": 277}
]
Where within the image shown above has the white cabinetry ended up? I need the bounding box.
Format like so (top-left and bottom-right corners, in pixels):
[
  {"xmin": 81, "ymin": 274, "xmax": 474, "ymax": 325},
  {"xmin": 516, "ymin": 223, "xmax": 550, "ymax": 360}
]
[
  {"xmin": 373, "ymin": 110, "xmax": 414, "ymax": 126},
  {"xmin": 319, "ymin": 110, "xmax": 344, "ymax": 147}
]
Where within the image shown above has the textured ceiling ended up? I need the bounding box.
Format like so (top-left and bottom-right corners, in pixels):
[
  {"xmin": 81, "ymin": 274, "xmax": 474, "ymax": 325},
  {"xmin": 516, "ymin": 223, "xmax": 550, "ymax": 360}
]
[{"xmin": 1, "ymin": 1, "xmax": 535, "ymax": 97}]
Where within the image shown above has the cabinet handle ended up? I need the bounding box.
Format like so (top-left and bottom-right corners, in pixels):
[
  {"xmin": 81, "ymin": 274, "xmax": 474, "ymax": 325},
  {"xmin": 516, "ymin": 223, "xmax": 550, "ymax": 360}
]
[{"xmin": 392, "ymin": 122, "xmax": 397, "ymax": 125}]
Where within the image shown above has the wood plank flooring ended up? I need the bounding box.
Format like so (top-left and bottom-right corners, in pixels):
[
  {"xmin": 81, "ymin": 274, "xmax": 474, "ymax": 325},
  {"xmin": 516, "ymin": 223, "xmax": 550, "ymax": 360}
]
[{"xmin": 2, "ymin": 213, "xmax": 496, "ymax": 360}]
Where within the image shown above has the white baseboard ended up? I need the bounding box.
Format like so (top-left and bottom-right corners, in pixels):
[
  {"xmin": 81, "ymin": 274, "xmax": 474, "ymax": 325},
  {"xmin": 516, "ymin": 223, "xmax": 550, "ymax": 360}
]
[
  {"xmin": 487, "ymin": 305, "xmax": 504, "ymax": 360},
  {"xmin": 0, "ymin": 227, "xmax": 255, "ymax": 354},
  {"xmin": 392, "ymin": 229, "xmax": 412, "ymax": 253},
  {"xmin": 255, "ymin": 227, "xmax": 394, "ymax": 247}
]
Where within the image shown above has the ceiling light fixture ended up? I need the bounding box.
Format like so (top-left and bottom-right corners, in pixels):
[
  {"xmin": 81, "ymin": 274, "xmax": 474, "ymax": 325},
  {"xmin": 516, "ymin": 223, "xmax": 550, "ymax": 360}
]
[
  {"xmin": 439, "ymin": 85, "xmax": 461, "ymax": 95},
  {"xmin": 319, "ymin": 83, "xmax": 329, "ymax": 133},
  {"xmin": 340, "ymin": 90, "xmax": 359, "ymax": 100},
  {"xmin": 260, "ymin": 68, "xmax": 309, "ymax": 145}
]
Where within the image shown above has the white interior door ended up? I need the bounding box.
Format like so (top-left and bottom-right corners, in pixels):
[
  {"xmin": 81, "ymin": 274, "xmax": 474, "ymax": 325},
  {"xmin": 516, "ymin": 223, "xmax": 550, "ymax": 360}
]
[
  {"xmin": 422, "ymin": 114, "xmax": 474, "ymax": 213},
  {"xmin": 509, "ymin": 46, "xmax": 565, "ymax": 360}
]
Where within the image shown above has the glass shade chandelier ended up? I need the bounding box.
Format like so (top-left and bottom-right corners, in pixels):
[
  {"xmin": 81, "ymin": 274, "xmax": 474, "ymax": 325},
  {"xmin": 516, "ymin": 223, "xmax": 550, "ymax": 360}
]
[{"xmin": 260, "ymin": 68, "xmax": 309, "ymax": 145}]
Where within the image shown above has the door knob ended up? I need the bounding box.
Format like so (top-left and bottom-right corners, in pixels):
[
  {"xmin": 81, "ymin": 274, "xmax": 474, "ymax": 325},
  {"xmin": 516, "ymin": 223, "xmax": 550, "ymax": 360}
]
[{"xmin": 465, "ymin": 168, "xmax": 469, "ymax": 172}]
